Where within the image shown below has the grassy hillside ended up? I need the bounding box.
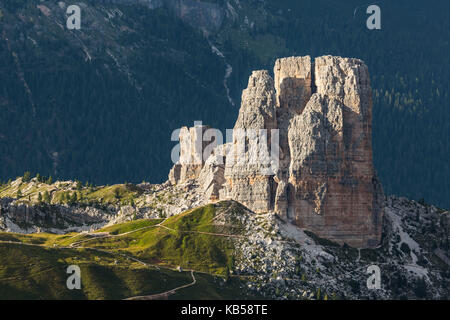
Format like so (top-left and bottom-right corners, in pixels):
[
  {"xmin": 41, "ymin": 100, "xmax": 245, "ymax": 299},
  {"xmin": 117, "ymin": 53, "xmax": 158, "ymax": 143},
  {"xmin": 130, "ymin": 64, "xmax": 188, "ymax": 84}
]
[
  {"xmin": 0, "ymin": 201, "xmax": 254, "ymax": 299},
  {"xmin": 64, "ymin": 203, "xmax": 241, "ymax": 275},
  {"xmin": 0, "ymin": 243, "xmax": 248, "ymax": 300}
]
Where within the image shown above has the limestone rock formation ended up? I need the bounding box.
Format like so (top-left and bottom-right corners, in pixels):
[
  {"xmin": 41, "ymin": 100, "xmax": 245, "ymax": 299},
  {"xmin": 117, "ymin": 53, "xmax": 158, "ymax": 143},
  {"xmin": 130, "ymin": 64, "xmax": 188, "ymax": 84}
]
[
  {"xmin": 168, "ymin": 55, "xmax": 384, "ymax": 248},
  {"xmin": 284, "ymin": 57, "xmax": 384, "ymax": 247},
  {"xmin": 0, "ymin": 197, "xmax": 114, "ymax": 233},
  {"xmin": 198, "ymin": 144, "xmax": 228, "ymax": 201},
  {"xmin": 169, "ymin": 125, "xmax": 209, "ymax": 185},
  {"xmin": 272, "ymin": 56, "xmax": 313, "ymax": 217},
  {"xmin": 234, "ymin": 70, "xmax": 277, "ymax": 131},
  {"xmin": 223, "ymin": 70, "xmax": 278, "ymax": 213},
  {"xmin": 274, "ymin": 56, "xmax": 312, "ymax": 115}
]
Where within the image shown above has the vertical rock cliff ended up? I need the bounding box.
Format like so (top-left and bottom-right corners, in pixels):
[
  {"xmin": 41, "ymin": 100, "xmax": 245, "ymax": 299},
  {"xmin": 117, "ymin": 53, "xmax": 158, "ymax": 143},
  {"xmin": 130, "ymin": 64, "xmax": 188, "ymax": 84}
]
[
  {"xmin": 223, "ymin": 70, "xmax": 278, "ymax": 213},
  {"xmin": 283, "ymin": 57, "xmax": 384, "ymax": 248},
  {"xmin": 169, "ymin": 55, "xmax": 384, "ymax": 248},
  {"xmin": 169, "ymin": 125, "xmax": 209, "ymax": 185}
]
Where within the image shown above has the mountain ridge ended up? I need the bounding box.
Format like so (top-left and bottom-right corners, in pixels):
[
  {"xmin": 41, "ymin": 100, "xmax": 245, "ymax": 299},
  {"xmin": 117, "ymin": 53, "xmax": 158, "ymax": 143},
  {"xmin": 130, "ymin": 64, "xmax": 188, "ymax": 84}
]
[{"xmin": 0, "ymin": 1, "xmax": 448, "ymax": 299}]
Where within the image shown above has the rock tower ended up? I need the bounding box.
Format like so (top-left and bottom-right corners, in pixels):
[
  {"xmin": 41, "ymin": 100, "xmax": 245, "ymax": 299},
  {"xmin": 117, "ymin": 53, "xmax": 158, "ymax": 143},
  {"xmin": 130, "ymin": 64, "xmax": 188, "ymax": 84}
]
[{"xmin": 169, "ymin": 55, "xmax": 384, "ymax": 248}]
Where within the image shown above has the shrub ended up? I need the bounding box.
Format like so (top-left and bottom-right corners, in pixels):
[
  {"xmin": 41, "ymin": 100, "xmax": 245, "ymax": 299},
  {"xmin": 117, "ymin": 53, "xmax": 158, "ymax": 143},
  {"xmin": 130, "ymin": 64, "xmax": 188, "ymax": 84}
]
[
  {"xmin": 43, "ymin": 191, "xmax": 51, "ymax": 203},
  {"xmin": 23, "ymin": 172, "xmax": 31, "ymax": 182}
]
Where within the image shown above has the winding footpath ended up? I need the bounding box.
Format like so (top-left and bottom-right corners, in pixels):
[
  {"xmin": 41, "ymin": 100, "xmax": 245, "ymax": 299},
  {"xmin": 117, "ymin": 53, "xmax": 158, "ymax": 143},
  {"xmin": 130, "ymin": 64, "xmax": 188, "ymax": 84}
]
[
  {"xmin": 0, "ymin": 218, "xmax": 237, "ymax": 299},
  {"xmin": 124, "ymin": 270, "xmax": 197, "ymax": 300}
]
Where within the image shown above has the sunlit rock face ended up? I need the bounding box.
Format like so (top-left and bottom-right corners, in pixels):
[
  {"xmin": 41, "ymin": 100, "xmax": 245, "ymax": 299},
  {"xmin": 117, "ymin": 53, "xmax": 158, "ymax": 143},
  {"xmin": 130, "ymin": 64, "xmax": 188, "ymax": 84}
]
[
  {"xmin": 222, "ymin": 70, "xmax": 278, "ymax": 213},
  {"xmin": 168, "ymin": 55, "xmax": 384, "ymax": 248},
  {"xmin": 282, "ymin": 56, "xmax": 383, "ymax": 248},
  {"xmin": 274, "ymin": 56, "xmax": 383, "ymax": 248},
  {"xmin": 168, "ymin": 125, "xmax": 209, "ymax": 185}
]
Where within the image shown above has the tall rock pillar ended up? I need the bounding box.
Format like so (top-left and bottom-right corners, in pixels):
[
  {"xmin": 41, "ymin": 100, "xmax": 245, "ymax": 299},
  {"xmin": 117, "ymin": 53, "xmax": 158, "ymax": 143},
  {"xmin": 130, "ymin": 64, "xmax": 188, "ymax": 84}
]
[
  {"xmin": 222, "ymin": 70, "xmax": 278, "ymax": 213},
  {"xmin": 285, "ymin": 56, "xmax": 384, "ymax": 247}
]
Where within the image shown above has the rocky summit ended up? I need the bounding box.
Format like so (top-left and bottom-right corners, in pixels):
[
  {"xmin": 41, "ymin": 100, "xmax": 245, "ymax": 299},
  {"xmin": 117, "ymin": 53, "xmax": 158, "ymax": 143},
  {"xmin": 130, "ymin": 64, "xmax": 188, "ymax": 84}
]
[{"xmin": 169, "ymin": 55, "xmax": 384, "ymax": 248}]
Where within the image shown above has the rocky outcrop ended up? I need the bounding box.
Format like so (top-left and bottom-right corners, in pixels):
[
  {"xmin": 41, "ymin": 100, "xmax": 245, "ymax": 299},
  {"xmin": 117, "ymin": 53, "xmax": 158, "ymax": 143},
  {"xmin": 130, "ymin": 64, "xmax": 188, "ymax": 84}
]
[
  {"xmin": 198, "ymin": 144, "xmax": 228, "ymax": 201},
  {"xmin": 272, "ymin": 56, "xmax": 313, "ymax": 218},
  {"xmin": 233, "ymin": 70, "xmax": 277, "ymax": 131},
  {"xmin": 274, "ymin": 56, "xmax": 312, "ymax": 115},
  {"xmin": 232, "ymin": 196, "xmax": 449, "ymax": 300},
  {"xmin": 169, "ymin": 125, "xmax": 209, "ymax": 185},
  {"xmin": 168, "ymin": 55, "xmax": 384, "ymax": 248},
  {"xmin": 222, "ymin": 70, "xmax": 278, "ymax": 213},
  {"xmin": 284, "ymin": 57, "xmax": 384, "ymax": 247},
  {"xmin": 0, "ymin": 197, "xmax": 114, "ymax": 233}
]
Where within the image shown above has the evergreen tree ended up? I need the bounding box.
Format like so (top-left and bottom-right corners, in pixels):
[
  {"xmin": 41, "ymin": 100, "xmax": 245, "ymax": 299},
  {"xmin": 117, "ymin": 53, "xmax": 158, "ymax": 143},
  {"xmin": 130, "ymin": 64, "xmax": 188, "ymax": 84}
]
[
  {"xmin": 69, "ymin": 192, "xmax": 77, "ymax": 205},
  {"xmin": 22, "ymin": 172, "xmax": 31, "ymax": 183},
  {"xmin": 43, "ymin": 191, "xmax": 51, "ymax": 203}
]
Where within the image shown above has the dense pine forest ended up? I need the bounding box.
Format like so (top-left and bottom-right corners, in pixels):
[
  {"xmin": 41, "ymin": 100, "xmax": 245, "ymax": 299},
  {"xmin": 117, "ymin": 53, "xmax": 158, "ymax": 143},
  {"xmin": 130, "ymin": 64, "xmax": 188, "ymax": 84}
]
[{"xmin": 0, "ymin": 0, "xmax": 448, "ymax": 208}]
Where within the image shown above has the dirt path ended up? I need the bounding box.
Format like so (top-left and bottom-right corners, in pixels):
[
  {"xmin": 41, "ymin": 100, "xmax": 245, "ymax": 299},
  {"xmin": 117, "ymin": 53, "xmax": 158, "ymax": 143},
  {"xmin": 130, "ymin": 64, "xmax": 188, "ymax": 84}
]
[
  {"xmin": 0, "ymin": 239, "xmax": 161, "ymax": 270},
  {"xmin": 124, "ymin": 270, "xmax": 197, "ymax": 300},
  {"xmin": 69, "ymin": 220, "xmax": 167, "ymax": 247},
  {"xmin": 158, "ymin": 224, "xmax": 247, "ymax": 239},
  {"xmin": 69, "ymin": 218, "xmax": 247, "ymax": 250},
  {"xmin": 0, "ymin": 265, "xmax": 58, "ymax": 281},
  {"xmin": 0, "ymin": 216, "xmax": 248, "ymax": 297}
]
